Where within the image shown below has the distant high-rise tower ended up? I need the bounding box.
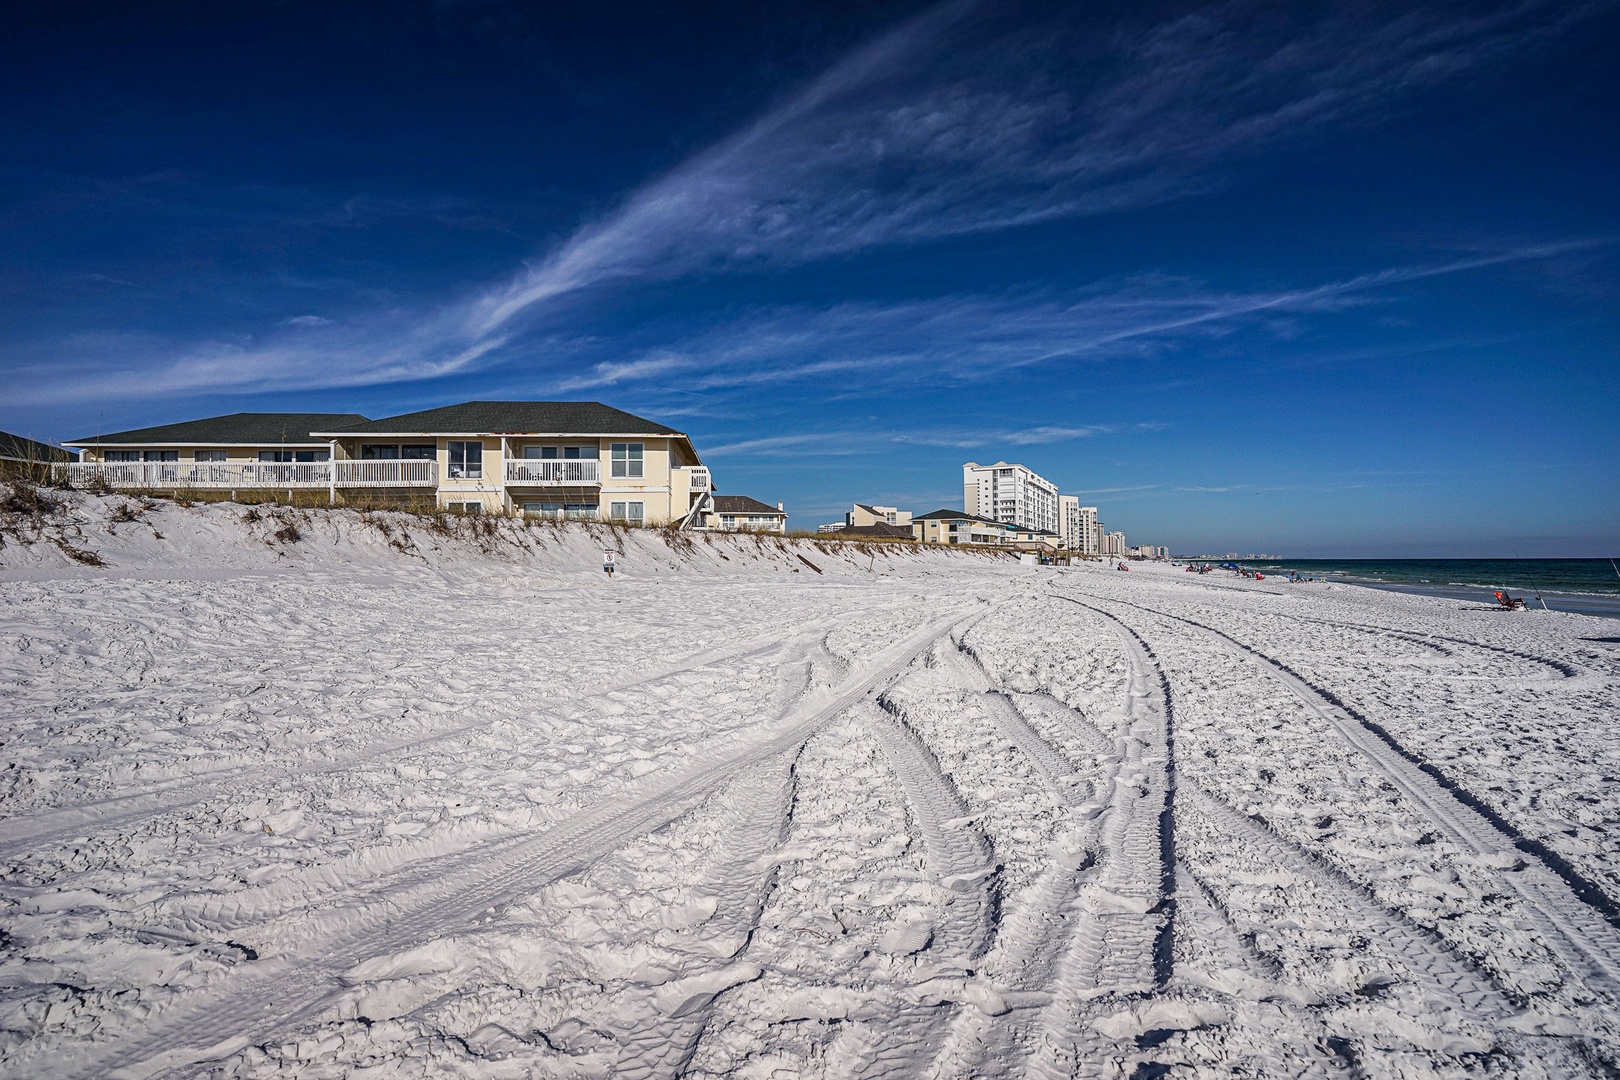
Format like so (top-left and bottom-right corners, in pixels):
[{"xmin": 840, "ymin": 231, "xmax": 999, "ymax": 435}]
[
  {"xmin": 1058, "ymin": 495, "xmax": 1098, "ymax": 554},
  {"xmin": 963, "ymin": 461, "xmax": 1059, "ymax": 535}
]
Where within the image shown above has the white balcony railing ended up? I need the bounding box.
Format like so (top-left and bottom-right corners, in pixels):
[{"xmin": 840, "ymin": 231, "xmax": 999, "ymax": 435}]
[
  {"xmin": 505, "ymin": 459, "xmax": 601, "ymax": 485},
  {"xmin": 687, "ymin": 467, "xmax": 711, "ymax": 492},
  {"xmin": 60, "ymin": 460, "xmax": 436, "ymax": 490},
  {"xmin": 335, "ymin": 460, "xmax": 437, "ymax": 487}
]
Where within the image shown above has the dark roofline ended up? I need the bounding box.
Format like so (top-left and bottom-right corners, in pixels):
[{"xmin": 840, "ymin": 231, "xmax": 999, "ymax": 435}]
[
  {"xmin": 0, "ymin": 431, "xmax": 74, "ymax": 462},
  {"xmin": 710, "ymin": 495, "xmax": 786, "ymax": 516},
  {"xmin": 311, "ymin": 401, "xmax": 686, "ymax": 438},
  {"xmin": 913, "ymin": 508, "xmax": 1009, "ymax": 526},
  {"xmin": 65, "ymin": 412, "xmax": 370, "ymax": 447}
]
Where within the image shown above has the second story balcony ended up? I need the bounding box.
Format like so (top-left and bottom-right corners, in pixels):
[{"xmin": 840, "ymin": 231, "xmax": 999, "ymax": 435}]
[
  {"xmin": 504, "ymin": 459, "xmax": 601, "ymax": 486},
  {"xmin": 59, "ymin": 460, "xmax": 437, "ymax": 490}
]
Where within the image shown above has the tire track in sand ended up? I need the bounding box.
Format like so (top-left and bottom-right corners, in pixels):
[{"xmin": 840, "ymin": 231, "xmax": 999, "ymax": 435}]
[
  {"xmin": 606, "ymin": 747, "xmax": 804, "ymax": 1080},
  {"xmin": 1074, "ymin": 591, "xmax": 1620, "ymax": 1000},
  {"xmin": 0, "ymin": 631, "xmax": 813, "ymax": 861},
  {"xmin": 829, "ymin": 695, "xmax": 998, "ymax": 1080},
  {"xmin": 54, "ymin": 610, "xmax": 976, "ymax": 1080},
  {"xmin": 1020, "ymin": 598, "xmax": 1176, "ymax": 1080}
]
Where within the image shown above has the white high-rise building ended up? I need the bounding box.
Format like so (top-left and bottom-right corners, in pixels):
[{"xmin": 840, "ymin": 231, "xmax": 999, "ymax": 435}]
[
  {"xmin": 1103, "ymin": 531, "xmax": 1127, "ymax": 556},
  {"xmin": 963, "ymin": 461, "xmax": 1059, "ymax": 535},
  {"xmin": 1058, "ymin": 496, "xmax": 1099, "ymax": 554}
]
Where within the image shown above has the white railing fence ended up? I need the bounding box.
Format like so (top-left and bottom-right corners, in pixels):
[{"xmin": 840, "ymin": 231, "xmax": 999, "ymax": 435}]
[
  {"xmin": 60, "ymin": 460, "xmax": 437, "ymax": 490},
  {"xmin": 505, "ymin": 459, "xmax": 601, "ymax": 485},
  {"xmin": 687, "ymin": 467, "xmax": 711, "ymax": 491},
  {"xmin": 335, "ymin": 460, "xmax": 437, "ymax": 487}
]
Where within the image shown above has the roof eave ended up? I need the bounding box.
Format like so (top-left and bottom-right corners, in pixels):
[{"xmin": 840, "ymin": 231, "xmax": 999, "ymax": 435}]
[
  {"xmin": 308, "ymin": 430, "xmax": 687, "ymax": 440},
  {"xmin": 63, "ymin": 439, "xmax": 335, "ymax": 449}
]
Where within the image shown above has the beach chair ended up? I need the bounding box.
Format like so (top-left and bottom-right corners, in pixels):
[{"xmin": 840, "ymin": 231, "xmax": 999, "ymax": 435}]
[{"xmin": 1493, "ymin": 590, "xmax": 1527, "ymax": 610}]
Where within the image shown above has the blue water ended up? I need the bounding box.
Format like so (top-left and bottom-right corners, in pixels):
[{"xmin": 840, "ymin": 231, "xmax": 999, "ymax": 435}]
[{"xmin": 1207, "ymin": 558, "xmax": 1620, "ymax": 618}]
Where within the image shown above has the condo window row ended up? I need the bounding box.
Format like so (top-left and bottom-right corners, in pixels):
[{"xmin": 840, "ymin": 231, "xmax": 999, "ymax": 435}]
[
  {"xmin": 360, "ymin": 441, "xmax": 644, "ymax": 480},
  {"xmin": 104, "ymin": 449, "xmax": 329, "ymax": 462}
]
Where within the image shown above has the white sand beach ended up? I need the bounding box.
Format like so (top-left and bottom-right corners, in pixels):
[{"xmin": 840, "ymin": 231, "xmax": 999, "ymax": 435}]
[{"xmin": 2, "ymin": 492, "xmax": 1618, "ymax": 1077}]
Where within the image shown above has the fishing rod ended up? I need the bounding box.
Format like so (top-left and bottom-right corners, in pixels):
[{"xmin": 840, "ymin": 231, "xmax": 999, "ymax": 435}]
[{"xmin": 1514, "ymin": 550, "xmax": 1550, "ymax": 611}]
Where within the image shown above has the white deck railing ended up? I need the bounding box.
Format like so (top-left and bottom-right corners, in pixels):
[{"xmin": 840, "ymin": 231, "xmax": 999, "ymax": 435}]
[
  {"xmin": 60, "ymin": 460, "xmax": 437, "ymax": 489},
  {"xmin": 687, "ymin": 467, "xmax": 711, "ymax": 492},
  {"xmin": 335, "ymin": 460, "xmax": 437, "ymax": 487},
  {"xmin": 504, "ymin": 459, "xmax": 601, "ymax": 485}
]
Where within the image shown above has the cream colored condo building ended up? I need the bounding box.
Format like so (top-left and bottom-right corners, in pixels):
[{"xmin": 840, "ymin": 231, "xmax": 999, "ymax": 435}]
[
  {"xmin": 63, "ymin": 401, "xmax": 716, "ymax": 527},
  {"xmin": 1058, "ymin": 495, "xmax": 1099, "ymax": 555}
]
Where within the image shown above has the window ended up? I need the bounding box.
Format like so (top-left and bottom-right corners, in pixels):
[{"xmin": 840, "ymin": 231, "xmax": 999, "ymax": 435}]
[
  {"xmin": 610, "ymin": 442, "xmax": 643, "ymax": 478},
  {"xmin": 193, "ymin": 450, "xmax": 227, "ymax": 462},
  {"xmin": 446, "ymin": 502, "xmax": 481, "ymax": 514},
  {"xmin": 143, "ymin": 451, "xmax": 179, "ymax": 462},
  {"xmin": 448, "ymin": 441, "xmax": 483, "ymax": 479},
  {"xmin": 362, "ymin": 444, "xmax": 433, "ymax": 460},
  {"xmin": 524, "ymin": 445, "xmax": 592, "ymax": 459},
  {"xmin": 105, "ymin": 450, "xmax": 141, "ymax": 461},
  {"xmin": 293, "ymin": 450, "xmax": 329, "ymax": 463},
  {"xmin": 608, "ymin": 500, "xmax": 644, "ymax": 523},
  {"xmin": 259, "ymin": 451, "xmax": 294, "ymax": 462}
]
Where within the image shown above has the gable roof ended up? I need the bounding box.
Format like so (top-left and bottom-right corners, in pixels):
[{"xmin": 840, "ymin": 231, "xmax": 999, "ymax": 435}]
[
  {"xmin": 65, "ymin": 413, "xmax": 370, "ymax": 447},
  {"xmin": 913, "ymin": 508, "xmax": 1007, "ymax": 525},
  {"xmin": 317, "ymin": 401, "xmax": 683, "ymax": 437},
  {"xmin": 0, "ymin": 431, "xmax": 74, "ymax": 462},
  {"xmin": 711, "ymin": 495, "xmax": 784, "ymax": 516}
]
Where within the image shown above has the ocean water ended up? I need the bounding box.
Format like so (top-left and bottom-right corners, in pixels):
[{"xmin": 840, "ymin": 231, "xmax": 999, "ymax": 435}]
[{"xmin": 1220, "ymin": 558, "xmax": 1620, "ymax": 618}]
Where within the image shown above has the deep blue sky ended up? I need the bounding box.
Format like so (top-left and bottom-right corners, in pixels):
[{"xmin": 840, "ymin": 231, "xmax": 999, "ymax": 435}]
[{"xmin": 4, "ymin": 0, "xmax": 1617, "ymax": 555}]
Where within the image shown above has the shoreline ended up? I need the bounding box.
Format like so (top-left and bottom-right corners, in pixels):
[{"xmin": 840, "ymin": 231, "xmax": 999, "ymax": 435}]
[{"xmin": 1324, "ymin": 576, "xmax": 1620, "ymax": 619}]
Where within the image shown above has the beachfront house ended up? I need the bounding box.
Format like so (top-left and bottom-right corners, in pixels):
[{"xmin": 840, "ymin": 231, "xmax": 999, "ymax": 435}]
[
  {"xmin": 912, "ymin": 509, "xmax": 1015, "ymax": 546},
  {"xmin": 847, "ymin": 503, "xmax": 912, "ymax": 528},
  {"xmin": 706, "ymin": 495, "xmax": 788, "ymax": 534},
  {"xmin": 61, "ymin": 401, "xmax": 715, "ymax": 527}
]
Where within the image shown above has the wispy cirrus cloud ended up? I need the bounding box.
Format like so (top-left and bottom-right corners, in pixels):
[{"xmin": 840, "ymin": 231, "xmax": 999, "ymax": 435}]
[
  {"xmin": 538, "ymin": 243, "xmax": 1604, "ymax": 399},
  {"xmin": 466, "ymin": 0, "xmax": 1598, "ymax": 339},
  {"xmin": 12, "ymin": 239, "xmax": 1602, "ymax": 407},
  {"xmin": 702, "ymin": 422, "xmax": 1167, "ymax": 459},
  {"xmin": 12, "ymin": 0, "xmax": 1607, "ymax": 404}
]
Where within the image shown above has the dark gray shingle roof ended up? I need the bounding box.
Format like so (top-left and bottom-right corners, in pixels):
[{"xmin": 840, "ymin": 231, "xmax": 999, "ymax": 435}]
[
  {"xmin": 66, "ymin": 413, "xmax": 370, "ymax": 446},
  {"xmin": 319, "ymin": 401, "xmax": 682, "ymax": 436},
  {"xmin": 913, "ymin": 508, "xmax": 1006, "ymax": 525},
  {"xmin": 711, "ymin": 495, "xmax": 784, "ymax": 516},
  {"xmin": 0, "ymin": 431, "xmax": 74, "ymax": 462}
]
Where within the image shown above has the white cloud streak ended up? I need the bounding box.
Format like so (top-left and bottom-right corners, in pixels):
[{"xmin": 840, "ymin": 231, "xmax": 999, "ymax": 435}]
[
  {"xmin": 13, "ymin": 0, "xmax": 1606, "ymax": 404},
  {"xmin": 538, "ymin": 243, "xmax": 1599, "ymax": 398},
  {"xmin": 465, "ymin": 0, "xmax": 1596, "ymax": 338}
]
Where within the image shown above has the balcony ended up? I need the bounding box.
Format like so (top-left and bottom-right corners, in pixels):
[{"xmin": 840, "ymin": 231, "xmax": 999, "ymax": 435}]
[
  {"xmin": 687, "ymin": 467, "xmax": 711, "ymax": 492},
  {"xmin": 338, "ymin": 460, "xmax": 437, "ymax": 487},
  {"xmin": 59, "ymin": 460, "xmax": 437, "ymax": 490},
  {"xmin": 504, "ymin": 459, "xmax": 601, "ymax": 486}
]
